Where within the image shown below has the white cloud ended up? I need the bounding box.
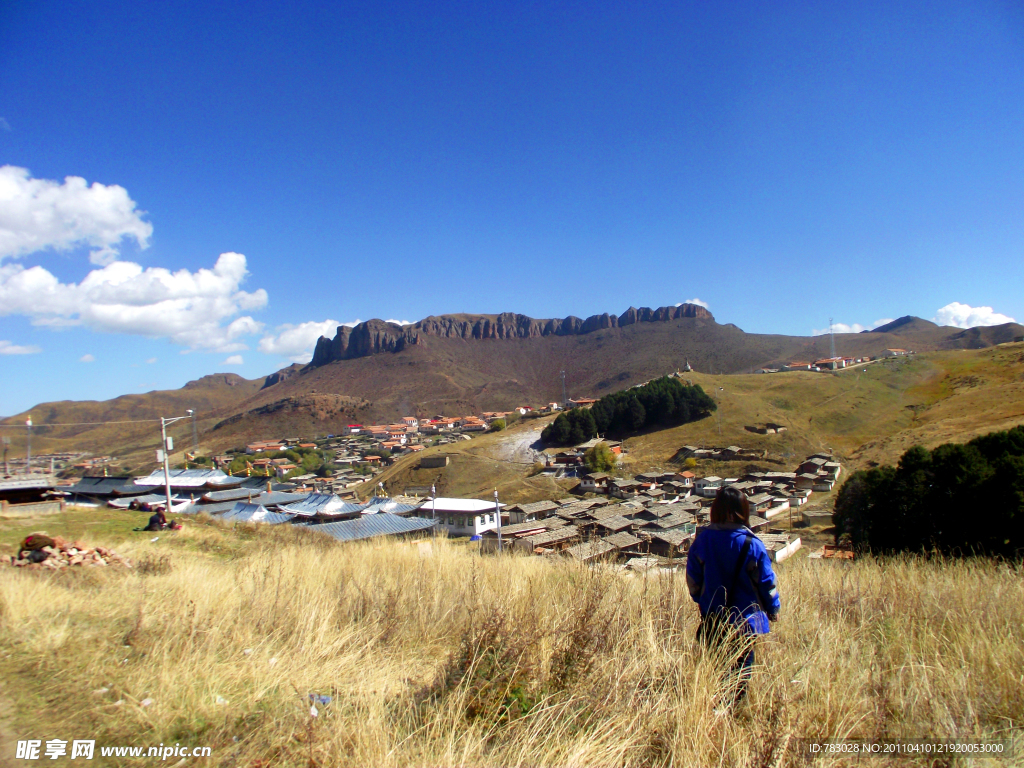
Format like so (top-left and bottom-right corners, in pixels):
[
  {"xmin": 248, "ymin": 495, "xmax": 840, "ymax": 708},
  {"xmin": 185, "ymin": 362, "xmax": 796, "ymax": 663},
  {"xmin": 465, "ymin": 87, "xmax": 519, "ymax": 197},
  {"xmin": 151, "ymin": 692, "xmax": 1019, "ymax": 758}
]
[
  {"xmin": 79, "ymin": 353, "xmax": 95, "ymax": 363},
  {"xmin": 0, "ymin": 251, "xmax": 267, "ymax": 352},
  {"xmin": 812, "ymin": 318, "xmax": 894, "ymax": 336},
  {"xmin": 146, "ymin": 357, "xmax": 157, "ymax": 364},
  {"xmin": 223, "ymin": 355, "xmax": 244, "ymax": 365},
  {"xmin": 0, "ymin": 165, "xmax": 153, "ymax": 264},
  {"xmin": 0, "ymin": 339, "xmax": 40, "ymax": 355},
  {"xmin": 259, "ymin": 319, "xmax": 341, "ymax": 363},
  {"xmin": 933, "ymin": 302, "xmax": 1016, "ymax": 329},
  {"xmin": 259, "ymin": 317, "xmax": 415, "ymax": 362}
]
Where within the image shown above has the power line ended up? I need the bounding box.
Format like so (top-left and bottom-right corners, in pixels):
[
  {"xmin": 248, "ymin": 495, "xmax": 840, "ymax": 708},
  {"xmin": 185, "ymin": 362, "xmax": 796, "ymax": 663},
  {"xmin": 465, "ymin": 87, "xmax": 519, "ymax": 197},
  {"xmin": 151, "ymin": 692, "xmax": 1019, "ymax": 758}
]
[{"xmin": 0, "ymin": 418, "xmax": 162, "ymax": 428}]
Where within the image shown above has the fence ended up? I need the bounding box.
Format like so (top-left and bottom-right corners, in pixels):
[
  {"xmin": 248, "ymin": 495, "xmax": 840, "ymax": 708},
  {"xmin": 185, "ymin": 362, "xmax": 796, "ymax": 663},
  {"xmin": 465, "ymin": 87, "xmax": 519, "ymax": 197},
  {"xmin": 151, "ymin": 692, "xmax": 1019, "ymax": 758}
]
[{"xmin": 0, "ymin": 499, "xmax": 65, "ymax": 517}]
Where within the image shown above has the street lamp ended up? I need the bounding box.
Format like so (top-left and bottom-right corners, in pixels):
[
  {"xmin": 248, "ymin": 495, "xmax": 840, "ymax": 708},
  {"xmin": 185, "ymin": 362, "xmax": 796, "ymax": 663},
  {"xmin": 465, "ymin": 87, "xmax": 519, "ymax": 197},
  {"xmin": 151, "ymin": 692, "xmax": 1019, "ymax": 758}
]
[
  {"xmin": 494, "ymin": 488, "xmax": 502, "ymax": 553},
  {"xmin": 158, "ymin": 410, "xmax": 193, "ymax": 514}
]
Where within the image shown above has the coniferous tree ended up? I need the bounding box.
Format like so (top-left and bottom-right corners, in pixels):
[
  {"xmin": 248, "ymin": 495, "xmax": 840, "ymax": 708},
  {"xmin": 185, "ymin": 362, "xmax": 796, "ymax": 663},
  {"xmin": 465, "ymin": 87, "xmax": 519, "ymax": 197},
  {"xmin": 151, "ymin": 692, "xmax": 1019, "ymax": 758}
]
[{"xmin": 833, "ymin": 425, "xmax": 1024, "ymax": 557}]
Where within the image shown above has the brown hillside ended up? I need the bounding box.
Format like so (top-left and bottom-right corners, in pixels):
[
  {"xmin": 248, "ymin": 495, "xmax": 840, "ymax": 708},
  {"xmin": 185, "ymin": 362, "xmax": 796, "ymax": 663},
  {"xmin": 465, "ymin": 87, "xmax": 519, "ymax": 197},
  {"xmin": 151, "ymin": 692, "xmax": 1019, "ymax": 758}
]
[
  {"xmin": 248, "ymin": 310, "xmax": 1024, "ymax": 427},
  {"xmin": 0, "ymin": 373, "xmax": 264, "ymax": 470},
  {"xmin": 5, "ymin": 304, "xmax": 1023, "ymax": 465}
]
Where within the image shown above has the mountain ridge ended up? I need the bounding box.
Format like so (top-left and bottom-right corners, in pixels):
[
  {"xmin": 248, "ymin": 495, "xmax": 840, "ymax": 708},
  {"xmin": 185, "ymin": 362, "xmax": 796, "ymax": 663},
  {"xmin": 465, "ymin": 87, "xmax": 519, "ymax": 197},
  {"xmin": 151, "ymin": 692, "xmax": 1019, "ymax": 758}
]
[
  {"xmin": 4, "ymin": 304, "xmax": 1023, "ymax": 466},
  {"xmin": 309, "ymin": 303, "xmax": 714, "ymax": 366}
]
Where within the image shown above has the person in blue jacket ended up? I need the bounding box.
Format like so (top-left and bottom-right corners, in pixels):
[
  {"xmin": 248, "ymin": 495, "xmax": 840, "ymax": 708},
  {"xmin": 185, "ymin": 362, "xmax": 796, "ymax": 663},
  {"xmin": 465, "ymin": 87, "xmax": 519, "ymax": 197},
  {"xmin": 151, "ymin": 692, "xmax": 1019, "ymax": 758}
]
[{"xmin": 686, "ymin": 485, "xmax": 781, "ymax": 709}]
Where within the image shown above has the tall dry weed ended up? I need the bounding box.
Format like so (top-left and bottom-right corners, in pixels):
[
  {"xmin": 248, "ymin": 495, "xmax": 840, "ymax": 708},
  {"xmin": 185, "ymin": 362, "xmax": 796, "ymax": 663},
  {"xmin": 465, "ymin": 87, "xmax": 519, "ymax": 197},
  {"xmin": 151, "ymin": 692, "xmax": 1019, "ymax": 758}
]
[{"xmin": 0, "ymin": 521, "xmax": 1021, "ymax": 766}]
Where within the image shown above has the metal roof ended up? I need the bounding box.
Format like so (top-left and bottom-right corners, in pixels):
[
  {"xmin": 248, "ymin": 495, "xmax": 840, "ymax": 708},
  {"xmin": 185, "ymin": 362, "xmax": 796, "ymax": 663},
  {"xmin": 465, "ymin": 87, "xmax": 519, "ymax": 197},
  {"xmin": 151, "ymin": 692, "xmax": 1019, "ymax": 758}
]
[
  {"xmin": 362, "ymin": 498, "xmax": 425, "ymax": 516},
  {"xmin": 0, "ymin": 476, "xmax": 57, "ymax": 493},
  {"xmin": 107, "ymin": 493, "xmax": 189, "ymax": 508},
  {"xmin": 190, "ymin": 500, "xmax": 239, "ymax": 515},
  {"xmin": 281, "ymin": 493, "xmax": 366, "ymax": 517},
  {"xmin": 202, "ymin": 487, "xmax": 259, "ymax": 502},
  {"xmin": 309, "ymin": 514, "xmax": 437, "ymax": 542},
  {"xmin": 220, "ymin": 503, "xmax": 295, "ymax": 525},
  {"xmin": 134, "ymin": 469, "xmax": 240, "ymax": 488},
  {"xmin": 56, "ymin": 477, "xmax": 144, "ymax": 496}
]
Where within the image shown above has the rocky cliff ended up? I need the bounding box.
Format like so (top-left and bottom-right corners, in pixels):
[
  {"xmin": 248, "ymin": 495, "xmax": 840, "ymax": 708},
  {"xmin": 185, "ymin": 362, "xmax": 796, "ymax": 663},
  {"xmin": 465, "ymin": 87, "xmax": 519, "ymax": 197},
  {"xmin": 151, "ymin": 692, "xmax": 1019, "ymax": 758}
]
[{"xmin": 308, "ymin": 303, "xmax": 714, "ymax": 368}]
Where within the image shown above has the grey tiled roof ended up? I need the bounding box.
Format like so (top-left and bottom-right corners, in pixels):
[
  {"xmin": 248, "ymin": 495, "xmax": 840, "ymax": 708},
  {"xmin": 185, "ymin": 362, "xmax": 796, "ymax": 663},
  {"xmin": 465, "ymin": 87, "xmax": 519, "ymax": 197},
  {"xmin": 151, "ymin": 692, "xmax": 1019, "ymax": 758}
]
[
  {"xmin": 602, "ymin": 532, "xmax": 642, "ymax": 550},
  {"xmin": 565, "ymin": 540, "xmax": 616, "ymax": 560}
]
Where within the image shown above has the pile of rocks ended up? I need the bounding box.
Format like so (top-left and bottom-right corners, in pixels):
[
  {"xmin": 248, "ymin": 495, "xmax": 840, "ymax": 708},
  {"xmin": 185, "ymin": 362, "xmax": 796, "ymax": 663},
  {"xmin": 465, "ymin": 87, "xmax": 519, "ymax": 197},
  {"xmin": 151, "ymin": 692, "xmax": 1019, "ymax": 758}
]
[{"xmin": 6, "ymin": 532, "xmax": 132, "ymax": 570}]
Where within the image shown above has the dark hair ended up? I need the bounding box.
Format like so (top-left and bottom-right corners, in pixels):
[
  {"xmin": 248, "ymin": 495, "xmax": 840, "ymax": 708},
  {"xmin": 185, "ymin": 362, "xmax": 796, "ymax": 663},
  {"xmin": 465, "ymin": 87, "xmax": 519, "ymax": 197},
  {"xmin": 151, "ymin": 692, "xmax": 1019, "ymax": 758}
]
[{"xmin": 710, "ymin": 485, "xmax": 750, "ymax": 526}]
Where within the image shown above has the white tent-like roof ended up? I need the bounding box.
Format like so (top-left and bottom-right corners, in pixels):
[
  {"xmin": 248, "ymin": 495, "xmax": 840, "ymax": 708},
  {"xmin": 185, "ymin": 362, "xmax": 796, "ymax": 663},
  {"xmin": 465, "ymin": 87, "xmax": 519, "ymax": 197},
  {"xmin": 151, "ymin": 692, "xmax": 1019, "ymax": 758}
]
[{"xmin": 429, "ymin": 497, "xmax": 504, "ymax": 514}]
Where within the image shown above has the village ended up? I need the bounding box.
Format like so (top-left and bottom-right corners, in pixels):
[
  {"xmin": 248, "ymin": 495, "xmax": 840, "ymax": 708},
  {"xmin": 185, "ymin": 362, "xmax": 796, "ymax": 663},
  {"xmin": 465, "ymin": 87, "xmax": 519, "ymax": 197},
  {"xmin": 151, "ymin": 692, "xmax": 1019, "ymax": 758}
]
[
  {"xmin": 1, "ymin": 405, "xmax": 846, "ymax": 566},
  {"xmin": 0, "ymin": 363, "xmax": 858, "ymax": 567},
  {"xmin": 752, "ymin": 347, "xmax": 912, "ymax": 374}
]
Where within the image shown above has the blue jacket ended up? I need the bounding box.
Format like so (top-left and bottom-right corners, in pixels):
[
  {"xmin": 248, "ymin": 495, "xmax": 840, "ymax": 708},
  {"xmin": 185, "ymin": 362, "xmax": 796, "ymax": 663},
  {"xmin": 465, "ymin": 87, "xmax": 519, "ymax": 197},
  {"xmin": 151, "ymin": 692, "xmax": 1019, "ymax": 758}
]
[{"xmin": 686, "ymin": 524, "xmax": 781, "ymax": 634}]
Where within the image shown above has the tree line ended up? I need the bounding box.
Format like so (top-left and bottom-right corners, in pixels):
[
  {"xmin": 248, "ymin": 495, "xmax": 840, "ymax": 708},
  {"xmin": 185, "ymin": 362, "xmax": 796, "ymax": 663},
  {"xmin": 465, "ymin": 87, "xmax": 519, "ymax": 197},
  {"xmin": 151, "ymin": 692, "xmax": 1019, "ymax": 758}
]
[
  {"xmin": 833, "ymin": 425, "xmax": 1024, "ymax": 557},
  {"xmin": 542, "ymin": 376, "xmax": 717, "ymax": 446}
]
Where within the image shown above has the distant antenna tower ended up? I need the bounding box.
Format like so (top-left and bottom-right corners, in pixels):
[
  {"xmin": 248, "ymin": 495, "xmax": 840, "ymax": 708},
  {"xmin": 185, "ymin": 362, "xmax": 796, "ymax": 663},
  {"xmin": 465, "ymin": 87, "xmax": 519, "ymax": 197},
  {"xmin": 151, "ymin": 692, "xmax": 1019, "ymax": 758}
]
[{"xmin": 829, "ymin": 317, "xmax": 836, "ymax": 359}]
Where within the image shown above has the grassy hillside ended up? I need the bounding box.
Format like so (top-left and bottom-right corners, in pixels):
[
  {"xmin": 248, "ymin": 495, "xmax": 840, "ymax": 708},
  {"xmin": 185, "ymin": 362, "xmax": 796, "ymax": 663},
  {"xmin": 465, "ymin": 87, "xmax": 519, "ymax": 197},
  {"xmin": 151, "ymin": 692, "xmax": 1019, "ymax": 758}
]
[
  {"xmin": 366, "ymin": 417, "xmax": 573, "ymax": 504},
  {"xmin": 0, "ymin": 511, "xmax": 1021, "ymax": 767},
  {"xmin": 0, "ymin": 374, "xmax": 264, "ymax": 472},
  {"xmin": 608, "ymin": 343, "xmax": 1024, "ymax": 475},
  {"xmin": 370, "ymin": 344, "xmax": 1024, "ymax": 504}
]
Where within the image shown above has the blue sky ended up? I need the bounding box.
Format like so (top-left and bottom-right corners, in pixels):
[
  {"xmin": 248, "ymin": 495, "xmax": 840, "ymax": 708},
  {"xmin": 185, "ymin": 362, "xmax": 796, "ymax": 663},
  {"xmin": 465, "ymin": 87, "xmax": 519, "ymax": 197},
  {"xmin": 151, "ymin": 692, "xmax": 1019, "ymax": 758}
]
[{"xmin": 1, "ymin": 0, "xmax": 1022, "ymax": 416}]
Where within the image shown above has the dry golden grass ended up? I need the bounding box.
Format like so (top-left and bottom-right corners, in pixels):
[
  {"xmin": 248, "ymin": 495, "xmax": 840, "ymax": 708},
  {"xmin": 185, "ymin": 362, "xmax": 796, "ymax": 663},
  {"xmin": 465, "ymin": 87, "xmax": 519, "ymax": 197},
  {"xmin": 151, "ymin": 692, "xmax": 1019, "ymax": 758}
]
[{"xmin": 1, "ymin": 517, "xmax": 1022, "ymax": 767}]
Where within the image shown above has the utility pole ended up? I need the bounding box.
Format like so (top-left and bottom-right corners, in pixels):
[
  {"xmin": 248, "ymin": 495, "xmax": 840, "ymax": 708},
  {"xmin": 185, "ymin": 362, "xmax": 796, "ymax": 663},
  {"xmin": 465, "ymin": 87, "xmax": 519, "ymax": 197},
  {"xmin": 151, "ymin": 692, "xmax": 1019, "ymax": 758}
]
[
  {"xmin": 560, "ymin": 370, "xmax": 567, "ymax": 408},
  {"xmin": 25, "ymin": 415, "xmax": 31, "ymax": 475},
  {"xmin": 159, "ymin": 410, "xmax": 193, "ymax": 513},
  {"xmin": 2, "ymin": 437, "xmax": 9, "ymax": 476},
  {"xmin": 829, "ymin": 317, "xmax": 836, "ymax": 360},
  {"xmin": 716, "ymin": 387, "xmax": 724, "ymax": 439},
  {"xmin": 191, "ymin": 410, "xmax": 199, "ymax": 453},
  {"xmin": 494, "ymin": 488, "xmax": 502, "ymax": 553}
]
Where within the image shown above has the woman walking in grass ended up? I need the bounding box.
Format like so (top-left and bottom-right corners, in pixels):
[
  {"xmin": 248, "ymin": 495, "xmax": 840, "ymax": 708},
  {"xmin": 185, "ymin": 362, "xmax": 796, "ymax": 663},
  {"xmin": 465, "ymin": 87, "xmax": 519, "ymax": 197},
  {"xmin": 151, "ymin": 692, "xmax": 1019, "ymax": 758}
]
[{"xmin": 686, "ymin": 485, "xmax": 781, "ymax": 711}]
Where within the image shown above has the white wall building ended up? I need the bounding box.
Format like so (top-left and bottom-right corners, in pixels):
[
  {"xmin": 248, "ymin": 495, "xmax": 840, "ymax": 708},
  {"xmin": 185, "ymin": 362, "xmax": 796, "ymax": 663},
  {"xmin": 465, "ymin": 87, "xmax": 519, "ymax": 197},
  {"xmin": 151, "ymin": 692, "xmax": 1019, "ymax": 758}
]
[{"xmin": 428, "ymin": 497, "xmax": 505, "ymax": 537}]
